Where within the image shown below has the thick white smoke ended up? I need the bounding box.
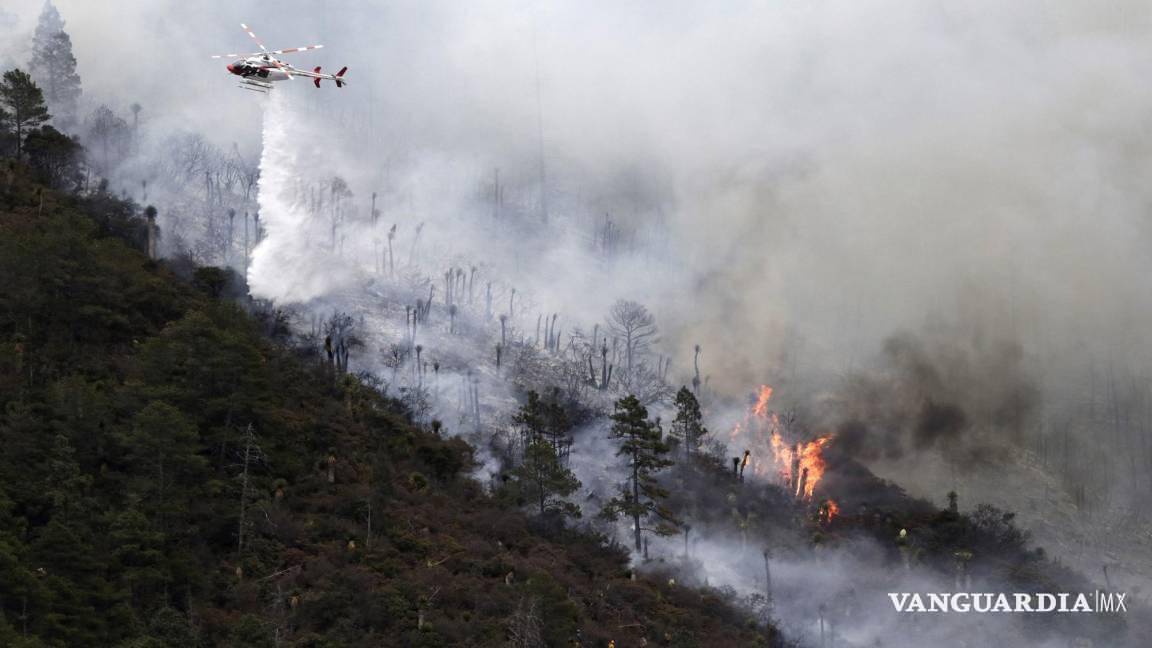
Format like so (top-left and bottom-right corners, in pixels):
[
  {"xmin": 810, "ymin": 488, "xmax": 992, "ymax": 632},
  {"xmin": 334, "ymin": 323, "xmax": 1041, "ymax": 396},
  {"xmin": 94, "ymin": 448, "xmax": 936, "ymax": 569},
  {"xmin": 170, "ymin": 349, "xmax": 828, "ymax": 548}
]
[{"xmin": 248, "ymin": 92, "xmax": 361, "ymax": 302}]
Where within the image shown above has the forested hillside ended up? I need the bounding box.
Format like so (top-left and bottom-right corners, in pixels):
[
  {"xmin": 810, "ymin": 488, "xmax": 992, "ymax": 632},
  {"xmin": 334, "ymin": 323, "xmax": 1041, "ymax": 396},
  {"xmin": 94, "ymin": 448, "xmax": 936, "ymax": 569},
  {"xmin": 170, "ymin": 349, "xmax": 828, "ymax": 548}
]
[{"xmin": 0, "ymin": 164, "xmax": 780, "ymax": 647}]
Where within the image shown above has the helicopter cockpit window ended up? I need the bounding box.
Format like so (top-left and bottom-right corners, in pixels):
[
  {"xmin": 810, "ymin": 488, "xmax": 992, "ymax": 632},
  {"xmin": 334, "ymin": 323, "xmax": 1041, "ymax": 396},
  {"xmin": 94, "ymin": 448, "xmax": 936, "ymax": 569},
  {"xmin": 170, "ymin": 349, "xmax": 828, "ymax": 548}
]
[{"xmin": 232, "ymin": 60, "xmax": 247, "ymax": 70}]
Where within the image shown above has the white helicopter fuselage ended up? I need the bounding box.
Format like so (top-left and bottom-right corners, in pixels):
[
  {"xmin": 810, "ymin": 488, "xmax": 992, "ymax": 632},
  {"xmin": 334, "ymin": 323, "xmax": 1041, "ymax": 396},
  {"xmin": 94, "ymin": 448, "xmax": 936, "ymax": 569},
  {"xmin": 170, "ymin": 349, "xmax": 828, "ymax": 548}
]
[{"xmin": 227, "ymin": 57, "xmax": 292, "ymax": 82}]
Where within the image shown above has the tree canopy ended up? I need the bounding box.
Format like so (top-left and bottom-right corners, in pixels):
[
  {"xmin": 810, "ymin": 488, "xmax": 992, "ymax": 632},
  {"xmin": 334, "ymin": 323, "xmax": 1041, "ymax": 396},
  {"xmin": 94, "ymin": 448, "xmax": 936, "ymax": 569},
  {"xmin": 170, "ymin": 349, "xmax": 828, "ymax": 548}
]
[
  {"xmin": 0, "ymin": 68, "xmax": 51, "ymax": 161},
  {"xmin": 28, "ymin": 0, "xmax": 81, "ymax": 127}
]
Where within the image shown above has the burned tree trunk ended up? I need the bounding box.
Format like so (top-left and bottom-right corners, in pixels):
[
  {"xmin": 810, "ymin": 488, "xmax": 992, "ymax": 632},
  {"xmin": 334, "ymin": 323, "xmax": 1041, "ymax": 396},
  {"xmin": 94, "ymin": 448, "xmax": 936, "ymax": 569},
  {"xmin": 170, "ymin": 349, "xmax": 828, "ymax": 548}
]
[
  {"xmin": 144, "ymin": 205, "xmax": 157, "ymax": 260},
  {"xmin": 692, "ymin": 344, "xmax": 701, "ymax": 396},
  {"xmin": 632, "ymin": 458, "xmax": 642, "ymax": 552}
]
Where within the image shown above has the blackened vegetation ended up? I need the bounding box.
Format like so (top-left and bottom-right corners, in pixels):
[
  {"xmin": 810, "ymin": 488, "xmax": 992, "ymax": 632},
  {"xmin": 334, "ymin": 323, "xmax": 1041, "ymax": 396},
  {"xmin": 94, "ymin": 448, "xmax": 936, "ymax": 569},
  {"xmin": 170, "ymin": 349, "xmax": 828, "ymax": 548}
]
[{"xmin": 0, "ymin": 169, "xmax": 780, "ymax": 646}]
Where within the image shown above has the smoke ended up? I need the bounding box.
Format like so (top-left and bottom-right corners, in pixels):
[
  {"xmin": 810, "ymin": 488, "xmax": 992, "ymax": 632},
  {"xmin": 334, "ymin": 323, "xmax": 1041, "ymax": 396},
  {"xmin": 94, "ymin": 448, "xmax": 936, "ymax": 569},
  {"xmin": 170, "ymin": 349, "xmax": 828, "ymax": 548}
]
[
  {"xmin": 248, "ymin": 92, "xmax": 363, "ymax": 302},
  {"xmin": 652, "ymin": 529, "xmax": 1125, "ymax": 648},
  {"xmin": 797, "ymin": 329, "xmax": 1037, "ymax": 467},
  {"xmin": 21, "ymin": 0, "xmax": 1152, "ymax": 391}
]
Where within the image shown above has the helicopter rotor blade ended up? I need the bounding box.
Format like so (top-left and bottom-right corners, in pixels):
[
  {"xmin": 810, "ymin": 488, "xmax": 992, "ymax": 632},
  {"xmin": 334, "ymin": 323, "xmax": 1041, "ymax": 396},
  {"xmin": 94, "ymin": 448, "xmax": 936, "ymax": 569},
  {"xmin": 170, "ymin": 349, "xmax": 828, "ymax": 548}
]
[
  {"xmin": 211, "ymin": 52, "xmax": 263, "ymax": 59},
  {"xmin": 266, "ymin": 44, "xmax": 324, "ymax": 55},
  {"xmin": 240, "ymin": 23, "xmax": 268, "ymax": 52}
]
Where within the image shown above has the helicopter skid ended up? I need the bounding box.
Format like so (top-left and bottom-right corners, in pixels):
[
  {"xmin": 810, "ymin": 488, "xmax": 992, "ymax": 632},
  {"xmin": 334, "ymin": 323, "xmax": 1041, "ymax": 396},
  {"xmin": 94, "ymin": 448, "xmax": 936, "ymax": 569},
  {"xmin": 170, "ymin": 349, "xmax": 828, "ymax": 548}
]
[{"xmin": 238, "ymin": 78, "xmax": 273, "ymax": 93}]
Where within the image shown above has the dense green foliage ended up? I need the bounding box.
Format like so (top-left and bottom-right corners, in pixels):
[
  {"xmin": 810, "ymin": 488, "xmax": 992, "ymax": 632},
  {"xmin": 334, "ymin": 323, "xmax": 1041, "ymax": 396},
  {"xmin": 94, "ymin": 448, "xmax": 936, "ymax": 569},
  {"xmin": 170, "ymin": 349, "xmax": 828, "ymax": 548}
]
[{"xmin": 0, "ymin": 167, "xmax": 780, "ymax": 647}]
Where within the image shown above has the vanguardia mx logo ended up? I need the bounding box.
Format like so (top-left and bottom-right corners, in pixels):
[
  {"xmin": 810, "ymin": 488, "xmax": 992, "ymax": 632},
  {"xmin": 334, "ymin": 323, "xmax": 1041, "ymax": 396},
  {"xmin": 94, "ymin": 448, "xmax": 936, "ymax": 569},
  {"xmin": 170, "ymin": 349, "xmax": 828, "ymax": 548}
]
[{"xmin": 888, "ymin": 591, "xmax": 1128, "ymax": 613}]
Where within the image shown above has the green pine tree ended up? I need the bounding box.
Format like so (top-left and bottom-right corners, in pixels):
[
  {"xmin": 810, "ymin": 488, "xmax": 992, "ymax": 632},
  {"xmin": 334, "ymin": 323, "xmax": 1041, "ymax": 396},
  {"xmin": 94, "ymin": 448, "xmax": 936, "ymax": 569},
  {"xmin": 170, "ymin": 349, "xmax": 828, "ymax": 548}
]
[
  {"xmin": 670, "ymin": 386, "xmax": 708, "ymax": 465},
  {"xmin": 106, "ymin": 503, "xmax": 167, "ymax": 606},
  {"xmin": 512, "ymin": 390, "xmax": 549, "ymax": 446},
  {"xmin": 0, "ymin": 69, "xmax": 51, "ymax": 161},
  {"xmin": 24, "ymin": 124, "xmax": 81, "ymax": 189},
  {"xmin": 510, "ymin": 439, "xmax": 581, "ymax": 518},
  {"xmin": 602, "ymin": 395, "xmax": 677, "ymax": 552},
  {"xmin": 542, "ymin": 387, "xmax": 570, "ymax": 448},
  {"xmin": 512, "ymin": 388, "xmax": 571, "ymax": 448},
  {"xmin": 43, "ymin": 433, "xmax": 91, "ymax": 522},
  {"xmin": 0, "ymin": 485, "xmax": 45, "ymax": 646},
  {"xmin": 119, "ymin": 401, "xmax": 208, "ymax": 522}
]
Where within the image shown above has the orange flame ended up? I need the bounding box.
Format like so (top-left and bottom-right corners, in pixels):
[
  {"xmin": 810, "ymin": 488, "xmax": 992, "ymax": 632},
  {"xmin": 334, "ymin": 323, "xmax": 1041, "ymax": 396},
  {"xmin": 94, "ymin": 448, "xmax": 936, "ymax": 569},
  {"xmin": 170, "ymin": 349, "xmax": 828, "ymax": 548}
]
[
  {"xmin": 729, "ymin": 385, "xmax": 833, "ymax": 501},
  {"xmin": 752, "ymin": 385, "xmax": 773, "ymax": 417},
  {"xmin": 795, "ymin": 436, "xmax": 830, "ymax": 499},
  {"xmin": 821, "ymin": 498, "xmax": 840, "ymax": 523}
]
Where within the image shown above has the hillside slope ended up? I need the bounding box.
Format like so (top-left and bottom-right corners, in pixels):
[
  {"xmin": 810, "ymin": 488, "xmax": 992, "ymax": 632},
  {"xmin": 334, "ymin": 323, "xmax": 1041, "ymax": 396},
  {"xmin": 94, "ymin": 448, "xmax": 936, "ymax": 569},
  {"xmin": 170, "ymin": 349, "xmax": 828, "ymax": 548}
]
[{"xmin": 0, "ymin": 166, "xmax": 780, "ymax": 647}]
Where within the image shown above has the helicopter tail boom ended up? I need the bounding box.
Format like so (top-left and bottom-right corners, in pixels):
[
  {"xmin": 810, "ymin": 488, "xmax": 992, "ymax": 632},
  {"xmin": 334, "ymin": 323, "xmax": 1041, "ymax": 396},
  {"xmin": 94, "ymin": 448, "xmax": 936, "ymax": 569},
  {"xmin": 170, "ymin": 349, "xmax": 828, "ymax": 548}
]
[{"xmin": 309, "ymin": 65, "xmax": 348, "ymax": 88}]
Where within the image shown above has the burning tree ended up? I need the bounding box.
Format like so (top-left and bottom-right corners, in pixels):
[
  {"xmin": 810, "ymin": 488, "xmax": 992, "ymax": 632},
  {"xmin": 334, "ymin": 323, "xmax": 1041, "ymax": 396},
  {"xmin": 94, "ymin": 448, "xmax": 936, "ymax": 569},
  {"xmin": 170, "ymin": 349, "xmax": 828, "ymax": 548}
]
[
  {"xmin": 730, "ymin": 385, "xmax": 835, "ymax": 502},
  {"xmin": 602, "ymin": 395, "xmax": 678, "ymax": 552}
]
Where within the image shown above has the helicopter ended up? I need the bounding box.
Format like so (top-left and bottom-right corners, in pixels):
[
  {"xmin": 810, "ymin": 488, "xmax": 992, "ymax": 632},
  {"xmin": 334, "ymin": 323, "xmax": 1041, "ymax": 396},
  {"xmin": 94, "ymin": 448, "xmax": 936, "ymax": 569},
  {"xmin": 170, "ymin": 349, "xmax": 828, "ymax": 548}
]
[{"xmin": 211, "ymin": 23, "xmax": 347, "ymax": 93}]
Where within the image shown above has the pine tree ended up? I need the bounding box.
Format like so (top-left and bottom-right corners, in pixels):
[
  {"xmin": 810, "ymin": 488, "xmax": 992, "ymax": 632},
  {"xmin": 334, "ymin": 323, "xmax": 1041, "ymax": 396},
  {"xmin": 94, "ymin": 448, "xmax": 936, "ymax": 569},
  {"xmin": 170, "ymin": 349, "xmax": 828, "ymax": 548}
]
[
  {"xmin": 0, "ymin": 68, "xmax": 51, "ymax": 161},
  {"xmin": 85, "ymin": 104, "xmax": 129, "ymax": 173},
  {"xmin": 44, "ymin": 433, "xmax": 90, "ymax": 520},
  {"xmin": 107, "ymin": 502, "xmax": 167, "ymax": 604},
  {"xmin": 512, "ymin": 390, "xmax": 549, "ymax": 449},
  {"xmin": 512, "ymin": 389, "xmax": 573, "ymax": 463},
  {"xmin": 119, "ymin": 401, "xmax": 208, "ymax": 522},
  {"xmin": 670, "ymin": 386, "xmax": 708, "ymax": 465},
  {"xmin": 0, "ymin": 485, "xmax": 40, "ymax": 642},
  {"xmin": 510, "ymin": 439, "xmax": 581, "ymax": 518},
  {"xmin": 543, "ymin": 388, "xmax": 570, "ymax": 448},
  {"xmin": 24, "ymin": 124, "xmax": 81, "ymax": 189},
  {"xmin": 28, "ymin": 1, "xmax": 81, "ymax": 129},
  {"xmin": 602, "ymin": 394, "xmax": 677, "ymax": 552}
]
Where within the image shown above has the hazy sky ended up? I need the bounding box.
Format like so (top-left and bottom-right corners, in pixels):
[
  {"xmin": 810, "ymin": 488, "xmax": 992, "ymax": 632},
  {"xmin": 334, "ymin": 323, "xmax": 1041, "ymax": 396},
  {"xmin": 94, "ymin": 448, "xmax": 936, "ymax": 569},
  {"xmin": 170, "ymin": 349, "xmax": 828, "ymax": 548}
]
[{"xmin": 8, "ymin": 0, "xmax": 1152, "ymax": 396}]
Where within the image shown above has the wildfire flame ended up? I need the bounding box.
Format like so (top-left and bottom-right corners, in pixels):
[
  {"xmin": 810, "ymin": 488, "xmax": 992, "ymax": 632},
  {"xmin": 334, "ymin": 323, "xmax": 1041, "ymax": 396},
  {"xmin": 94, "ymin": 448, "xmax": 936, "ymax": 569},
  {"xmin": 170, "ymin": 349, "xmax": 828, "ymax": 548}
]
[
  {"xmin": 752, "ymin": 385, "xmax": 773, "ymax": 417},
  {"xmin": 730, "ymin": 385, "xmax": 833, "ymax": 501},
  {"xmin": 821, "ymin": 498, "xmax": 840, "ymax": 523}
]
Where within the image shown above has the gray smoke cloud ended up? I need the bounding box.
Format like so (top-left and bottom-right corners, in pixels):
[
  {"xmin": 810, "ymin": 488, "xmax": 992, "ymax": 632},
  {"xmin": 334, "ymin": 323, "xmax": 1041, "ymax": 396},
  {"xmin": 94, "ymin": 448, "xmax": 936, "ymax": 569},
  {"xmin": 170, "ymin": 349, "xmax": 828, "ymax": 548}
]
[{"xmin": 16, "ymin": 0, "xmax": 1152, "ymax": 389}]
